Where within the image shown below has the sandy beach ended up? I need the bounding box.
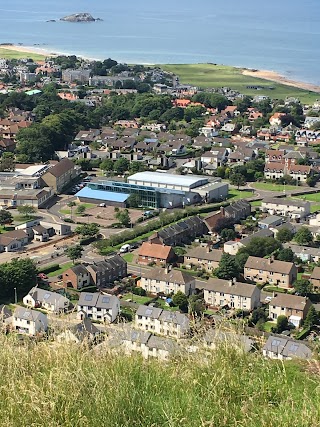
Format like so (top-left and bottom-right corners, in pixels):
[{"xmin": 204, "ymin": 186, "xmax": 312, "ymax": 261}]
[
  {"xmin": 0, "ymin": 44, "xmax": 58, "ymax": 57},
  {"xmin": 242, "ymin": 69, "xmax": 320, "ymax": 94}
]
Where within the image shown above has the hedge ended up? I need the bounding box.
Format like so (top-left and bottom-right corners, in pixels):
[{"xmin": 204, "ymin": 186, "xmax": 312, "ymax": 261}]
[{"xmin": 39, "ymin": 264, "xmax": 60, "ymax": 274}]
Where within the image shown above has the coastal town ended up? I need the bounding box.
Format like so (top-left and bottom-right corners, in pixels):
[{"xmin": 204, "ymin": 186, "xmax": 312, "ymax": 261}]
[{"xmin": 1, "ymin": 51, "xmax": 320, "ymax": 363}]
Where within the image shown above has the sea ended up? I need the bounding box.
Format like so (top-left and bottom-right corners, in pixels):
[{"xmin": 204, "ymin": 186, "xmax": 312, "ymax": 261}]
[{"xmin": 0, "ymin": 0, "xmax": 320, "ymax": 85}]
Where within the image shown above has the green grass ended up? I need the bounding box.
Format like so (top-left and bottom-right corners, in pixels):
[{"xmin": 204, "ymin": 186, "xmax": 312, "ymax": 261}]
[
  {"xmin": 123, "ymin": 294, "xmax": 152, "ymax": 304},
  {"xmin": 160, "ymin": 63, "xmax": 320, "ymax": 103},
  {"xmin": 0, "ymin": 334, "xmax": 319, "ymax": 426},
  {"xmin": 252, "ymin": 182, "xmax": 298, "ymax": 191},
  {"xmin": 122, "ymin": 253, "xmax": 134, "ymax": 263},
  {"xmin": 264, "ymin": 286, "xmax": 287, "ymax": 294},
  {"xmin": 263, "ymin": 321, "xmax": 276, "ymax": 332},
  {"xmin": 250, "ymin": 200, "xmax": 262, "ymax": 207},
  {"xmin": 0, "ymin": 46, "xmax": 47, "ymax": 60},
  {"xmin": 228, "ymin": 189, "xmax": 255, "ymax": 200},
  {"xmin": 47, "ymin": 262, "xmax": 73, "ymax": 278},
  {"xmin": 290, "ymin": 194, "xmax": 320, "ymax": 213}
]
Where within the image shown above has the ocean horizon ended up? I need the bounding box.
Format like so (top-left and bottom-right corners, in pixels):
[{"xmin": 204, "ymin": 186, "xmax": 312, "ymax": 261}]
[{"xmin": 1, "ymin": 0, "xmax": 320, "ymax": 85}]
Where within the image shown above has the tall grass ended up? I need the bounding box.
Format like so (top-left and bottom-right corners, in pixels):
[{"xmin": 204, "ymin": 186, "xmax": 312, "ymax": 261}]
[{"xmin": 0, "ymin": 335, "xmax": 319, "ymax": 427}]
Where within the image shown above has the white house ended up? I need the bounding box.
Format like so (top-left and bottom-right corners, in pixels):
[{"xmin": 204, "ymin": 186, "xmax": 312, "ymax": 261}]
[
  {"xmin": 12, "ymin": 307, "xmax": 48, "ymax": 336},
  {"xmin": 135, "ymin": 305, "xmax": 190, "ymax": 338},
  {"xmin": 139, "ymin": 268, "xmax": 195, "ymax": 296},
  {"xmin": 77, "ymin": 292, "xmax": 120, "ymax": 323},
  {"xmin": 262, "ymin": 336, "xmax": 311, "ymax": 360},
  {"xmin": 23, "ymin": 286, "xmax": 70, "ymax": 313},
  {"xmin": 261, "ymin": 198, "xmax": 310, "ymax": 219},
  {"xmin": 203, "ymin": 278, "xmax": 261, "ymax": 310}
]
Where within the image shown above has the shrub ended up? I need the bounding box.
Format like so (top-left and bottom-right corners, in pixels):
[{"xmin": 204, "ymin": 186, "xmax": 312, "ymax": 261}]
[{"xmin": 39, "ymin": 264, "xmax": 60, "ymax": 274}]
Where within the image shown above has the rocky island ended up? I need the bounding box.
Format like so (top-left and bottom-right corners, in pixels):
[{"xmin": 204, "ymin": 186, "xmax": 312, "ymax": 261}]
[{"xmin": 60, "ymin": 13, "xmax": 102, "ymax": 23}]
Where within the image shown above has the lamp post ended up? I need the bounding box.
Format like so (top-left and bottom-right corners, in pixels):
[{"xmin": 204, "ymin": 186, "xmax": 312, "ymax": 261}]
[{"xmin": 14, "ymin": 287, "xmax": 17, "ymax": 304}]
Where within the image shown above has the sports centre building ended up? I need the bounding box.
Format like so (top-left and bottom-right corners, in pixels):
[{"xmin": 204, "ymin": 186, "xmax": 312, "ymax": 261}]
[{"xmin": 76, "ymin": 172, "xmax": 229, "ymax": 209}]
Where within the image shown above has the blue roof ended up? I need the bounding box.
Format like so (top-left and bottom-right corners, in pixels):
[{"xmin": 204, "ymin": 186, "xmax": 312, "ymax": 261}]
[
  {"xmin": 25, "ymin": 89, "xmax": 42, "ymax": 96},
  {"xmin": 76, "ymin": 187, "xmax": 129, "ymax": 203}
]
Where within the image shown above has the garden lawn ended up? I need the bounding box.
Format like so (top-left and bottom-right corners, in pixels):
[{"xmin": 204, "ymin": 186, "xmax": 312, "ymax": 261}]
[
  {"xmin": 123, "ymin": 294, "xmax": 153, "ymax": 304},
  {"xmin": 122, "ymin": 253, "xmax": 134, "ymax": 263},
  {"xmin": 252, "ymin": 182, "xmax": 298, "ymax": 191},
  {"xmin": 250, "ymin": 200, "xmax": 262, "ymax": 207},
  {"xmin": 47, "ymin": 262, "xmax": 74, "ymax": 278},
  {"xmin": 228, "ymin": 189, "xmax": 255, "ymax": 200},
  {"xmin": 264, "ymin": 321, "xmax": 275, "ymax": 332},
  {"xmin": 160, "ymin": 63, "xmax": 320, "ymax": 104}
]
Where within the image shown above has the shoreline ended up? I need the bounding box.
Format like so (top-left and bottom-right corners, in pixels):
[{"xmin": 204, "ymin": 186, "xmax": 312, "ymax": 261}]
[
  {"xmin": 1, "ymin": 44, "xmax": 320, "ymax": 94},
  {"xmin": 242, "ymin": 69, "xmax": 320, "ymax": 94}
]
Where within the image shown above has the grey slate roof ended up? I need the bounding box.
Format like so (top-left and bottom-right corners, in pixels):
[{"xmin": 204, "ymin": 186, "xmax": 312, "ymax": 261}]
[
  {"xmin": 263, "ymin": 335, "xmax": 312, "ymax": 359},
  {"xmin": 270, "ymin": 294, "xmax": 311, "ymax": 311},
  {"xmin": 240, "ymin": 229, "xmax": 274, "ymax": 246},
  {"xmin": 185, "ymin": 246, "xmax": 223, "ymax": 262},
  {"xmin": 70, "ymin": 264, "xmax": 89, "ymax": 276},
  {"xmin": 203, "ymin": 278, "xmax": 258, "ymax": 298},
  {"xmin": 27, "ymin": 287, "xmax": 69, "ymax": 306},
  {"xmin": 88, "ymin": 255, "xmax": 126, "ymax": 273},
  {"xmin": 136, "ymin": 305, "xmax": 163, "ymax": 319},
  {"xmin": 147, "ymin": 335, "xmax": 179, "ymax": 352},
  {"xmin": 158, "ymin": 310, "xmax": 189, "ymax": 328},
  {"xmin": 78, "ymin": 292, "xmax": 117, "ymax": 310},
  {"xmin": 263, "ymin": 198, "xmax": 310, "ymax": 208},
  {"xmin": 141, "ymin": 267, "xmax": 194, "ymax": 285},
  {"xmin": 13, "ymin": 306, "xmax": 47, "ymax": 322},
  {"xmin": 203, "ymin": 330, "xmax": 253, "ymax": 352},
  {"xmin": 71, "ymin": 318, "xmax": 100, "ymax": 338}
]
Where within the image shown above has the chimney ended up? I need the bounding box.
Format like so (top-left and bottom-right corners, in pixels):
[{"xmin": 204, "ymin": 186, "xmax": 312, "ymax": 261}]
[
  {"xmin": 220, "ymin": 207, "xmax": 225, "ymax": 215},
  {"xmin": 228, "ymin": 280, "xmax": 233, "ymax": 287},
  {"xmin": 206, "ymin": 244, "xmax": 211, "ymax": 253},
  {"xmin": 164, "ymin": 267, "xmax": 169, "ymax": 274},
  {"xmin": 268, "ymin": 255, "xmax": 274, "ymax": 264}
]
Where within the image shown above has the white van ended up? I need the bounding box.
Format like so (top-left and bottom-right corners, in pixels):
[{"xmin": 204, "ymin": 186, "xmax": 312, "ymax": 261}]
[{"xmin": 120, "ymin": 244, "xmax": 131, "ymax": 253}]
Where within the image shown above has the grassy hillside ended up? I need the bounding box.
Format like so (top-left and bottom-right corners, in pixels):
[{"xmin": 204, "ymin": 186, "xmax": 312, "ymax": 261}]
[
  {"xmin": 161, "ymin": 63, "xmax": 320, "ymax": 104},
  {"xmin": 0, "ymin": 335, "xmax": 319, "ymax": 427},
  {"xmin": 0, "ymin": 47, "xmax": 47, "ymax": 61}
]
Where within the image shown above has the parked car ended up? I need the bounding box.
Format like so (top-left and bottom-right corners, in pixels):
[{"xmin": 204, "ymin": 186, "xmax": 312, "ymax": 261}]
[
  {"xmin": 99, "ymin": 203, "xmax": 106, "ymax": 207},
  {"xmin": 37, "ymin": 273, "xmax": 48, "ymax": 280}
]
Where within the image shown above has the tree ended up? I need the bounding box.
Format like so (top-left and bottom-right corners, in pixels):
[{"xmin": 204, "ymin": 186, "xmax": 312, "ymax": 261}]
[
  {"xmin": 251, "ymin": 308, "xmax": 267, "ymax": 325},
  {"xmin": 0, "ymin": 152, "xmax": 15, "ymax": 172},
  {"xmin": 68, "ymin": 201, "xmax": 76, "ymax": 220},
  {"xmin": 0, "ymin": 258, "xmax": 37, "ymax": 302},
  {"xmin": 238, "ymin": 237, "xmax": 281, "ymax": 259},
  {"xmin": 100, "ymin": 159, "xmax": 114, "ymax": 173},
  {"xmin": 127, "ymin": 193, "xmax": 141, "ymax": 208},
  {"xmin": 188, "ymin": 295, "xmax": 205, "ymax": 317},
  {"xmin": 215, "ymin": 253, "xmax": 239, "ymax": 280},
  {"xmin": 276, "ymin": 227, "xmax": 294, "ymax": 243},
  {"xmin": 75, "ymin": 223, "xmax": 100, "ymax": 237},
  {"xmin": 220, "ymin": 228, "xmax": 236, "ymax": 241},
  {"xmin": 294, "ymin": 226, "xmax": 313, "ymax": 245},
  {"xmin": 304, "ymin": 306, "xmax": 318, "ymax": 329},
  {"xmin": 275, "ymin": 315, "xmax": 288, "ymax": 333},
  {"xmin": 277, "ymin": 248, "xmax": 294, "ymax": 262},
  {"xmin": 229, "ymin": 173, "xmax": 246, "ymax": 189},
  {"xmin": 115, "ymin": 209, "xmax": 131, "ymax": 227},
  {"xmin": 76, "ymin": 204, "xmax": 86, "ymax": 216},
  {"xmin": 113, "ymin": 158, "xmax": 129, "ymax": 174},
  {"xmin": 0, "ymin": 210, "xmax": 13, "ymax": 227},
  {"xmin": 293, "ymin": 279, "xmax": 312, "ymax": 296},
  {"xmin": 65, "ymin": 245, "xmax": 84, "ymax": 264},
  {"xmin": 172, "ymin": 291, "xmax": 188, "ymax": 313},
  {"xmin": 17, "ymin": 205, "xmax": 36, "ymax": 219}
]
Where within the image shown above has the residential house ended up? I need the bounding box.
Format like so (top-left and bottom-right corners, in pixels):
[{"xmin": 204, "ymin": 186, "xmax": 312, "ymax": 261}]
[
  {"xmin": 204, "ymin": 201, "xmax": 251, "ymax": 234},
  {"xmin": 203, "ymin": 330, "xmax": 253, "ymax": 352},
  {"xmin": 86, "ymin": 255, "xmax": 127, "ymax": 288},
  {"xmin": 265, "ymin": 149, "xmax": 285, "ymax": 163},
  {"xmin": 264, "ymin": 162, "xmax": 311, "ymax": 182},
  {"xmin": 310, "ymin": 267, "xmax": 320, "ymax": 291},
  {"xmin": 56, "ymin": 318, "xmax": 100, "ymax": 343},
  {"xmin": 261, "ymin": 198, "xmax": 310, "ymax": 219},
  {"xmin": 137, "ymin": 242, "xmax": 176, "ymax": 266},
  {"xmin": 304, "ymin": 116, "xmax": 320, "ymax": 129},
  {"xmin": 244, "ymin": 256, "xmax": 297, "ymax": 289},
  {"xmin": 77, "ymin": 292, "xmax": 120, "ymax": 323},
  {"xmin": 268, "ymin": 294, "xmax": 312, "ymax": 326},
  {"xmin": 262, "ymin": 336, "xmax": 311, "ymax": 360},
  {"xmin": 149, "ymin": 216, "xmax": 205, "ymax": 246},
  {"xmin": 227, "ymin": 148, "xmax": 255, "ymax": 165},
  {"xmin": 23, "ymin": 287, "xmax": 69, "ymax": 313},
  {"xmin": 12, "ymin": 307, "xmax": 48, "ymax": 336},
  {"xmin": 145, "ymin": 335, "xmax": 179, "ymax": 360},
  {"xmin": 284, "ymin": 244, "xmax": 320, "ymax": 264},
  {"xmin": 269, "ymin": 112, "xmax": 286, "ymax": 126},
  {"xmin": 258, "ymin": 215, "xmax": 283, "ymax": 229},
  {"xmin": 135, "ymin": 305, "xmax": 190, "ymax": 338},
  {"xmin": 200, "ymin": 147, "xmax": 227, "ymax": 169},
  {"xmin": 0, "ymin": 304, "xmax": 12, "ymax": 330},
  {"xmin": 184, "ymin": 246, "xmax": 222, "ymax": 272},
  {"xmin": 74, "ymin": 129, "xmax": 100, "ymax": 144},
  {"xmin": 139, "ymin": 267, "xmax": 195, "ymax": 296},
  {"xmin": 203, "ymin": 278, "xmax": 261, "ymax": 310},
  {"xmin": 41, "ymin": 158, "xmax": 80, "ymax": 193},
  {"xmin": 0, "ymin": 230, "xmax": 29, "ymax": 252},
  {"xmin": 63, "ymin": 264, "xmax": 91, "ymax": 290}
]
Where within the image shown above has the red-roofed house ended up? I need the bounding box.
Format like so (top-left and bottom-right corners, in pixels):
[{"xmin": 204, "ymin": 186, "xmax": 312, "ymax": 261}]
[{"xmin": 138, "ymin": 242, "xmax": 176, "ymax": 266}]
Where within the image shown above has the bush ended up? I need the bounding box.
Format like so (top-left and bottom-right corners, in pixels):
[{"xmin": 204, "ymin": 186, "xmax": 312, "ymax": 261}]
[
  {"xmin": 64, "ymin": 218, "xmax": 75, "ymax": 223},
  {"xmin": 39, "ymin": 264, "xmax": 60, "ymax": 274},
  {"xmin": 132, "ymin": 287, "xmax": 147, "ymax": 296},
  {"xmin": 79, "ymin": 236, "xmax": 96, "ymax": 246}
]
